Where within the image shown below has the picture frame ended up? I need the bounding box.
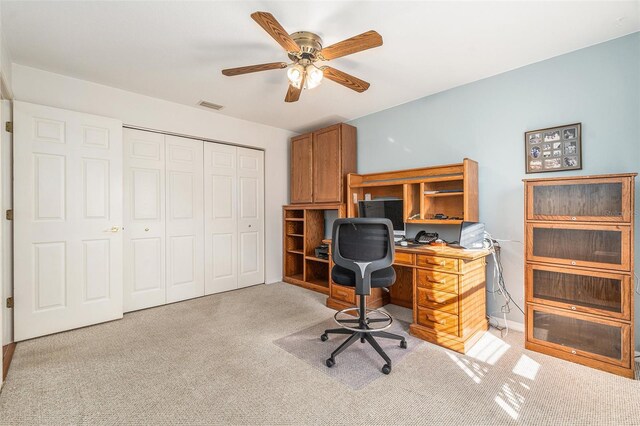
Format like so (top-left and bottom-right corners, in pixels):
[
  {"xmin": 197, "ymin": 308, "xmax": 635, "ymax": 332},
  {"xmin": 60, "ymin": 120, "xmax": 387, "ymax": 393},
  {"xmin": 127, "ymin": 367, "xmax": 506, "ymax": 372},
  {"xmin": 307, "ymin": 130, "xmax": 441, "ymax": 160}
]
[{"xmin": 525, "ymin": 123, "xmax": 581, "ymax": 173}]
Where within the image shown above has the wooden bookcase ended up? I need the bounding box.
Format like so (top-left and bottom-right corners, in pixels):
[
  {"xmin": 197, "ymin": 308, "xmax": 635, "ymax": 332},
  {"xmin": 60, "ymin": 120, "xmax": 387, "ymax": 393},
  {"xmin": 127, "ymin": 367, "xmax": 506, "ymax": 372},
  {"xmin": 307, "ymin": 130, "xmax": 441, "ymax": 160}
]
[
  {"xmin": 346, "ymin": 158, "xmax": 478, "ymax": 224},
  {"xmin": 523, "ymin": 173, "xmax": 636, "ymax": 378},
  {"xmin": 283, "ymin": 204, "xmax": 345, "ymax": 294}
]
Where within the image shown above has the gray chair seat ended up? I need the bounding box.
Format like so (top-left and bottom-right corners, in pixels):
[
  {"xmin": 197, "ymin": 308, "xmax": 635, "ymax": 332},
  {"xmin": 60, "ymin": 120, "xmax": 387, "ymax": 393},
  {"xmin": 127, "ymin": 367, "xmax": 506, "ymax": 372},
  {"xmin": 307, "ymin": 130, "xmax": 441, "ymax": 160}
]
[{"xmin": 331, "ymin": 265, "xmax": 396, "ymax": 288}]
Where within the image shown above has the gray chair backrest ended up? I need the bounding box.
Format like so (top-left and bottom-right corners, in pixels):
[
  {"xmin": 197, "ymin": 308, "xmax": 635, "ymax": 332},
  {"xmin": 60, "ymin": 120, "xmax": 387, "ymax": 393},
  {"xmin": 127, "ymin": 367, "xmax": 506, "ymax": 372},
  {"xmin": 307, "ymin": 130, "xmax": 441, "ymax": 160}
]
[{"xmin": 331, "ymin": 218, "xmax": 395, "ymax": 295}]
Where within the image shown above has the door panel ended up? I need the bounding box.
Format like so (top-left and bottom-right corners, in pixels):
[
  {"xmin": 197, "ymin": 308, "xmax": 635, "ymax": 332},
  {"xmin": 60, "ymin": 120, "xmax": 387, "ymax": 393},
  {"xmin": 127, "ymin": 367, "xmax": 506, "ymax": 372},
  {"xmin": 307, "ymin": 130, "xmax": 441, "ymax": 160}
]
[
  {"xmin": 313, "ymin": 126, "xmax": 341, "ymax": 203},
  {"xmin": 204, "ymin": 143, "xmax": 238, "ymax": 293},
  {"xmin": 290, "ymin": 134, "xmax": 313, "ymax": 203},
  {"xmin": 123, "ymin": 129, "xmax": 166, "ymax": 311},
  {"xmin": 14, "ymin": 101, "xmax": 123, "ymax": 341},
  {"xmin": 237, "ymin": 148, "xmax": 264, "ymax": 288},
  {"xmin": 165, "ymin": 135, "xmax": 204, "ymax": 303}
]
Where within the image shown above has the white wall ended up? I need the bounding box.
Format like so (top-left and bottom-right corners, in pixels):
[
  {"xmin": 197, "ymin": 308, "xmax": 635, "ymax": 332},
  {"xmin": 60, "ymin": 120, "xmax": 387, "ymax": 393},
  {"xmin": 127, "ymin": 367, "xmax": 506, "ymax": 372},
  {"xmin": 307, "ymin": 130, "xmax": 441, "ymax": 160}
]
[{"xmin": 11, "ymin": 64, "xmax": 293, "ymax": 287}]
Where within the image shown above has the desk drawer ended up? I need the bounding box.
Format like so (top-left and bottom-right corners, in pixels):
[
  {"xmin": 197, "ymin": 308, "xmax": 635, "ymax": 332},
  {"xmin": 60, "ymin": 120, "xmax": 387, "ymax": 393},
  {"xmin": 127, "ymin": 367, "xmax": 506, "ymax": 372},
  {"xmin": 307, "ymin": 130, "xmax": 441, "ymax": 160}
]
[
  {"xmin": 330, "ymin": 285, "xmax": 355, "ymax": 305},
  {"xmin": 417, "ymin": 307, "xmax": 459, "ymax": 336},
  {"xmin": 416, "ymin": 255, "xmax": 458, "ymax": 272},
  {"xmin": 395, "ymin": 251, "xmax": 414, "ymax": 265},
  {"xmin": 416, "ymin": 287, "xmax": 458, "ymax": 315},
  {"xmin": 416, "ymin": 269, "xmax": 458, "ymax": 294}
]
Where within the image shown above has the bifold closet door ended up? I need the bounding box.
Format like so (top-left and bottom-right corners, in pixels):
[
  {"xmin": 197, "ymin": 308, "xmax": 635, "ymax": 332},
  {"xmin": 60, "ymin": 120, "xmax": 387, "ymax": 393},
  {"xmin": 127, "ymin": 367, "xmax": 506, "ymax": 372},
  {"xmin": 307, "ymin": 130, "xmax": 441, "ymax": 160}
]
[
  {"xmin": 204, "ymin": 143, "xmax": 264, "ymax": 294},
  {"xmin": 123, "ymin": 129, "xmax": 166, "ymax": 312},
  {"xmin": 204, "ymin": 143, "xmax": 238, "ymax": 294},
  {"xmin": 165, "ymin": 136, "xmax": 204, "ymax": 303},
  {"xmin": 13, "ymin": 101, "xmax": 123, "ymax": 341},
  {"xmin": 237, "ymin": 147, "xmax": 264, "ymax": 288}
]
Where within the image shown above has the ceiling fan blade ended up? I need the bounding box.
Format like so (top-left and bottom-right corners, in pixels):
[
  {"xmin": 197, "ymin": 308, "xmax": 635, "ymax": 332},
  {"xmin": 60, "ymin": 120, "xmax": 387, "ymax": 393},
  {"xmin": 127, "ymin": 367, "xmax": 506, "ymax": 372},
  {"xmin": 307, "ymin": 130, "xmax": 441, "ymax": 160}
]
[
  {"xmin": 285, "ymin": 73, "xmax": 306, "ymax": 103},
  {"xmin": 319, "ymin": 30, "xmax": 383, "ymax": 60},
  {"xmin": 222, "ymin": 62, "xmax": 288, "ymax": 76},
  {"xmin": 322, "ymin": 67, "xmax": 370, "ymax": 92},
  {"xmin": 251, "ymin": 11, "xmax": 300, "ymax": 53}
]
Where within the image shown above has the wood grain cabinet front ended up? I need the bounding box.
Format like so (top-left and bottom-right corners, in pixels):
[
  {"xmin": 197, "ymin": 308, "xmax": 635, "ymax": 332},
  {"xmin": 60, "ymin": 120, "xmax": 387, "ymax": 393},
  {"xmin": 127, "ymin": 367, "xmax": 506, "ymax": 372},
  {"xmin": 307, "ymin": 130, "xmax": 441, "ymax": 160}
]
[{"xmin": 289, "ymin": 123, "xmax": 356, "ymax": 205}]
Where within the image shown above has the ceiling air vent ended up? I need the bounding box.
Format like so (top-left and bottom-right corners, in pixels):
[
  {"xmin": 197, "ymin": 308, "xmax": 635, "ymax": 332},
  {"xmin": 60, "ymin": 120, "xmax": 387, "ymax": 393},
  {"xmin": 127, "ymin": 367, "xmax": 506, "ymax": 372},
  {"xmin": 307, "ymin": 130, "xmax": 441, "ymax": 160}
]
[{"xmin": 198, "ymin": 100, "xmax": 224, "ymax": 111}]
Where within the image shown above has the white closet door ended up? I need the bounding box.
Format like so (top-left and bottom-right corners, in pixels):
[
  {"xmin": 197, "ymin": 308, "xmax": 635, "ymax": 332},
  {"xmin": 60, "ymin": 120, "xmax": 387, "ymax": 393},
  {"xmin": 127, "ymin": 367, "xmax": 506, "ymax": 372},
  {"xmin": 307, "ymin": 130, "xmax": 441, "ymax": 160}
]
[
  {"xmin": 13, "ymin": 101, "xmax": 123, "ymax": 341},
  {"xmin": 165, "ymin": 135, "xmax": 204, "ymax": 303},
  {"xmin": 204, "ymin": 143, "xmax": 238, "ymax": 294},
  {"xmin": 237, "ymin": 148, "xmax": 264, "ymax": 288},
  {"xmin": 123, "ymin": 129, "xmax": 166, "ymax": 312}
]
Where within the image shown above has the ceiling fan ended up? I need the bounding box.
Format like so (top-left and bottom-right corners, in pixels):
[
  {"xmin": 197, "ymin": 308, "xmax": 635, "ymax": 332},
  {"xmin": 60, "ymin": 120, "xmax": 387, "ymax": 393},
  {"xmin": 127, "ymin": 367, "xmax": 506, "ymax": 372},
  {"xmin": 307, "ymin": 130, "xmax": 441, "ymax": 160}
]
[{"xmin": 221, "ymin": 12, "xmax": 383, "ymax": 103}]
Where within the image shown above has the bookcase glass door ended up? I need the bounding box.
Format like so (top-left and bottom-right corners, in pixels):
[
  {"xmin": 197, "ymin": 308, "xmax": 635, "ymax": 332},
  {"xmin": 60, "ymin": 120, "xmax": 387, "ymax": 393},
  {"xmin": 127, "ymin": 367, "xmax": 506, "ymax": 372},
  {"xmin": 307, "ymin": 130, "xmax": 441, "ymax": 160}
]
[
  {"xmin": 531, "ymin": 308, "xmax": 627, "ymax": 366},
  {"xmin": 529, "ymin": 225, "xmax": 628, "ymax": 270},
  {"xmin": 529, "ymin": 266, "xmax": 628, "ymax": 319},
  {"xmin": 529, "ymin": 179, "xmax": 629, "ymax": 222}
]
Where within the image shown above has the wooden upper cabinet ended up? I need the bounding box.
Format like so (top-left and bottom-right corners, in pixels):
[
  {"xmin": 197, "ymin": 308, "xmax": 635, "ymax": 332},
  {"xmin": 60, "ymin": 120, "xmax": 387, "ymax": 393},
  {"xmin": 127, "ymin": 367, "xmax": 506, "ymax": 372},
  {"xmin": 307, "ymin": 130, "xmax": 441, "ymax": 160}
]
[
  {"xmin": 290, "ymin": 123, "xmax": 356, "ymax": 204},
  {"xmin": 290, "ymin": 134, "xmax": 313, "ymax": 204}
]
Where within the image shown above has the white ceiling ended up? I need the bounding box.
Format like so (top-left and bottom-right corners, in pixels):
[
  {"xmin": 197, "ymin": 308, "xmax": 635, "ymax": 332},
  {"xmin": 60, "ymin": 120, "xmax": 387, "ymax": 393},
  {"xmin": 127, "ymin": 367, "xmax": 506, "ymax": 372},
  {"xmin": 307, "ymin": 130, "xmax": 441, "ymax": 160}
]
[{"xmin": 3, "ymin": 1, "xmax": 639, "ymax": 133}]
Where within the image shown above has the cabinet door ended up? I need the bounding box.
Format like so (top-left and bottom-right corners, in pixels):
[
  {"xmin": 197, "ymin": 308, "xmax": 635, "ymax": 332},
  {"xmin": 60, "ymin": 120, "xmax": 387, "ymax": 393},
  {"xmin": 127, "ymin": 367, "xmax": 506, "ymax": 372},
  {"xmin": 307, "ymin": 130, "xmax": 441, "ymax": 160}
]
[
  {"xmin": 526, "ymin": 264, "xmax": 630, "ymax": 320},
  {"xmin": 526, "ymin": 177, "xmax": 632, "ymax": 222},
  {"xmin": 165, "ymin": 136, "xmax": 204, "ymax": 303},
  {"xmin": 526, "ymin": 223, "xmax": 630, "ymax": 271},
  {"xmin": 313, "ymin": 126, "xmax": 342, "ymax": 203},
  {"xmin": 123, "ymin": 129, "xmax": 166, "ymax": 312},
  {"xmin": 290, "ymin": 134, "xmax": 313, "ymax": 204},
  {"xmin": 527, "ymin": 305, "xmax": 631, "ymax": 368}
]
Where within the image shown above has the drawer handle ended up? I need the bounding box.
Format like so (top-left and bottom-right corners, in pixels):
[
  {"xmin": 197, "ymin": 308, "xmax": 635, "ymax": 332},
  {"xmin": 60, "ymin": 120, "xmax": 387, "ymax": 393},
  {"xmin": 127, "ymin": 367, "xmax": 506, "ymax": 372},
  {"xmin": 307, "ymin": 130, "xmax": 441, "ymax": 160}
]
[
  {"xmin": 426, "ymin": 279, "xmax": 446, "ymax": 285},
  {"xmin": 571, "ymin": 261, "xmax": 576, "ymax": 265},
  {"xmin": 425, "ymin": 260, "xmax": 446, "ymax": 266},
  {"xmin": 571, "ymin": 350, "xmax": 577, "ymax": 355},
  {"xmin": 426, "ymin": 296, "xmax": 444, "ymax": 304},
  {"xmin": 426, "ymin": 314, "xmax": 446, "ymax": 325},
  {"xmin": 571, "ymin": 306, "xmax": 576, "ymax": 311},
  {"xmin": 571, "ymin": 216, "xmax": 577, "ymax": 221}
]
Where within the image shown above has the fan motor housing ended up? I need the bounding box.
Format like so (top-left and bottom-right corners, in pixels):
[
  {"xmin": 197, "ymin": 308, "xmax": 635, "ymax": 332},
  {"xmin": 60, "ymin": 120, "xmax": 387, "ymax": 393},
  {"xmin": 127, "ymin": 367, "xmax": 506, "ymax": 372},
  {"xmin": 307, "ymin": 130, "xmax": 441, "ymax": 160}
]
[{"xmin": 288, "ymin": 31, "xmax": 323, "ymax": 60}]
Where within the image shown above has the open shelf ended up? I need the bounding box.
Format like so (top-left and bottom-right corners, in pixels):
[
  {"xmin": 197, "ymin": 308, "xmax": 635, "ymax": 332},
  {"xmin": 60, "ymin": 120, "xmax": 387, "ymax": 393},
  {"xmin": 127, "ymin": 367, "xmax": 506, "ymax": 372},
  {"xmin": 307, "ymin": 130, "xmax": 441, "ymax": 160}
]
[
  {"xmin": 350, "ymin": 174, "xmax": 464, "ymax": 188},
  {"xmin": 306, "ymin": 255, "xmax": 329, "ymax": 264},
  {"xmin": 286, "ymin": 273, "xmax": 304, "ymax": 282},
  {"xmin": 283, "ymin": 204, "xmax": 344, "ymax": 296},
  {"xmin": 423, "ymin": 192, "xmax": 464, "ymax": 198}
]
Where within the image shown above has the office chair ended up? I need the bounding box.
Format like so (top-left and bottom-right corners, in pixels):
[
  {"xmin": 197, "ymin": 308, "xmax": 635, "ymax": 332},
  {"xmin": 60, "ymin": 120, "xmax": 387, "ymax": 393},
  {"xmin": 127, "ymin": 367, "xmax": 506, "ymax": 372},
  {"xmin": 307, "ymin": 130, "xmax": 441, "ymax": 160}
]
[{"xmin": 321, "ymin": 218, "xmax": 407, "ymax": 374}]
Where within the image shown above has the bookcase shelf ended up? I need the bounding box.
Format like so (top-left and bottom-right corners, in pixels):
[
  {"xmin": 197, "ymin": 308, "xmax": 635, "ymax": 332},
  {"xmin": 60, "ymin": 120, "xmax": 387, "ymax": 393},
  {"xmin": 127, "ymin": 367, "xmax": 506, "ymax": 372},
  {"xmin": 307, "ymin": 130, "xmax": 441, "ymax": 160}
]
[
  {"xmin": 346, "ymin": 159, "xmax": 478, "ymax": 224},
  {"xmin": 282, "ymin": 204, "xmax": 345, "ymax": 295}
]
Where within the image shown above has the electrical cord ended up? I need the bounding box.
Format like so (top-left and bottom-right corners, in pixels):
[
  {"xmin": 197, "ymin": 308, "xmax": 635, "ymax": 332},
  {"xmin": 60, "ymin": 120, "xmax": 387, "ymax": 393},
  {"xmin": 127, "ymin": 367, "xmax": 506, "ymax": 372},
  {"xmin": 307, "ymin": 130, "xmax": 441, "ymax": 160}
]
[{"xmin": 484, "ymin": 232, "xmax": 525, "ymax": 316}]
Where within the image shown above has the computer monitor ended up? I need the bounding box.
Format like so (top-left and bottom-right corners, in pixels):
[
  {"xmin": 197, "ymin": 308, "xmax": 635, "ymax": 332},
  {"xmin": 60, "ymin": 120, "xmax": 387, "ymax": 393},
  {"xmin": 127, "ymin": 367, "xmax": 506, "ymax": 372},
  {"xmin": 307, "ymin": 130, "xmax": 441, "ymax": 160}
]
[{"xmin": 358, "ymin": 199, "xmax": 405, "ymax": 241}]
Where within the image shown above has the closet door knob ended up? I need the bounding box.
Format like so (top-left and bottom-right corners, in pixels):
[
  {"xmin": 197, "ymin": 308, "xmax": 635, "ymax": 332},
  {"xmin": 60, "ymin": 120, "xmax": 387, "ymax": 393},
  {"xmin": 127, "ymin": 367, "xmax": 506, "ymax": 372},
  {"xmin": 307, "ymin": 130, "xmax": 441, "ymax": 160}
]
[{"xmin": 145, "ymin": 227, "xmax": 149, "ymax": 232}]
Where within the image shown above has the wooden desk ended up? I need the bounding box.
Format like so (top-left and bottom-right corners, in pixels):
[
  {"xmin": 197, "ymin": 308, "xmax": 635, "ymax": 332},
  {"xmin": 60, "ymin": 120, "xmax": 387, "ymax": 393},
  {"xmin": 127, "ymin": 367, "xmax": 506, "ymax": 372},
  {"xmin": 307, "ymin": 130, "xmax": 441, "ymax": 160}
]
[{"xmin": 325, "ymin": 241, "xmax": 492, "ymax": 354}]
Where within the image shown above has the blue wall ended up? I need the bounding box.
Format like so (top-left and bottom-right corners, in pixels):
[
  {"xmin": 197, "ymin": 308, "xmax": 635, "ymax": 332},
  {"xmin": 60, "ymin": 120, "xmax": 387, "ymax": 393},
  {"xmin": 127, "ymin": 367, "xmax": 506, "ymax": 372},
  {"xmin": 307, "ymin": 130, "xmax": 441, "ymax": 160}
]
[{"xmin": 348, "ymin": 32, "xmax": 640, "ymax": 349}]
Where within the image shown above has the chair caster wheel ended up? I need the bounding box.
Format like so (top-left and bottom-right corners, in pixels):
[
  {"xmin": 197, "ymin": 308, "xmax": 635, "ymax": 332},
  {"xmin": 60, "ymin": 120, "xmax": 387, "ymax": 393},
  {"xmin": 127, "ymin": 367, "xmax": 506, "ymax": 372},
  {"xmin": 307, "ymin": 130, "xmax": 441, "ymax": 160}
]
[
  {"xmin": 400, "ymin": 340, "xmax": 407, "ymax": 349},
  {"xmin": 320, "ymin": 334, "xmax": 328, "ymax": 342},
  {"xmin": 382, "ymin": 364, "xmax": 391, "ymax": 375},
  {"xmin": 326, "ymin": 358, "xmax": 335, "ymax": 368}
]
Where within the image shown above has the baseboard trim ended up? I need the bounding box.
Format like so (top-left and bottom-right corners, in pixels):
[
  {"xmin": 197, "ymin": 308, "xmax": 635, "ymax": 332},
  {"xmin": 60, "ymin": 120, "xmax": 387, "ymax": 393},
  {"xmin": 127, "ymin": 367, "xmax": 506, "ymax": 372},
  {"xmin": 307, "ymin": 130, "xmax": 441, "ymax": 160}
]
[
  {"xmin": 2, "ymin": 343, "xmax": 16, "ymax": 381},
  {"xmin": 488, "ymin": 315, "xmax": 525, "ymax": 333}
]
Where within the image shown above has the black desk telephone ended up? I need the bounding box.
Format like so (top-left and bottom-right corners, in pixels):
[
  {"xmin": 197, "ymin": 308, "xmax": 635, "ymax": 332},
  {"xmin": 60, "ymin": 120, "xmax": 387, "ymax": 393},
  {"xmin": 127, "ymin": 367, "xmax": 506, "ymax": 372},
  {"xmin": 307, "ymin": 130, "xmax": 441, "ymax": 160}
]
[{"xmin": 414, "ymin": 231, "xmax": 439, "ymax": 244}]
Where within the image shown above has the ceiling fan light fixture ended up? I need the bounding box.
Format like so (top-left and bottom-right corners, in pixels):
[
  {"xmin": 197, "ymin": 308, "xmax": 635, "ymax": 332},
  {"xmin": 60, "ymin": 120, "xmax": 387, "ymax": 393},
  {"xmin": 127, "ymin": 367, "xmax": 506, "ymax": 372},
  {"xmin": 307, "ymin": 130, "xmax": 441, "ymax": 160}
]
[
  {"xmin": 304, "ymin": 65, "xmax": 324, "ymax": 90},
  {"xmin": 287, "ymin": 64, "xmax": 304, "ymax": 85}
]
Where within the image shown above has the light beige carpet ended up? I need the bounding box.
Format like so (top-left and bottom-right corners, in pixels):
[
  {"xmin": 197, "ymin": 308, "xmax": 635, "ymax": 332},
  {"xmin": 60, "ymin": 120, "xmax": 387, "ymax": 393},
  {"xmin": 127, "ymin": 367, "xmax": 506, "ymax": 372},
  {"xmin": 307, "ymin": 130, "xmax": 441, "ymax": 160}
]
[
  {"xmin": 0, "ymin": 282, "xmax": 638, "ymax": 425},
  {"xmin": 274, "ymin": 318, "xmax": 424, "ymax": 389}
]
